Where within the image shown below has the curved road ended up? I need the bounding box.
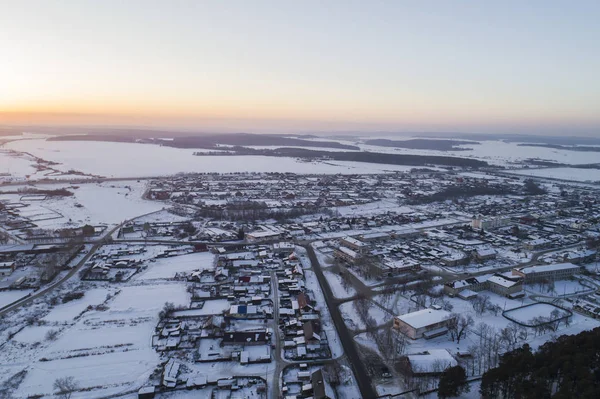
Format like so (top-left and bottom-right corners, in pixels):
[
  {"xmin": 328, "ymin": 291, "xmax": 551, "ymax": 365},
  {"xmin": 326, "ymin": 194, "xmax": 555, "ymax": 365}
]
[{"xmin": 0, "ymin": 210, "xmax": 163, "ymax": 317}]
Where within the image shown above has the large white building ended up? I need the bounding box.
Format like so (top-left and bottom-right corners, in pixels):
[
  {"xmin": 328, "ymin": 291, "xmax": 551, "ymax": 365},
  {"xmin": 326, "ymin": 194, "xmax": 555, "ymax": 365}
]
[
  {"xmin": 472, "ymin": 214, "xmax": 511, "ymax": 231},
  {"xmin": 393, "ymin": 309, "xmax": 453, "ymax": 339}
]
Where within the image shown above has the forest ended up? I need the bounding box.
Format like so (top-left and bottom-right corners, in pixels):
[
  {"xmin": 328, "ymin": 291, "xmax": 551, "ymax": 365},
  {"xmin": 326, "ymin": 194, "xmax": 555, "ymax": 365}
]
[
  {"xmin": 480, "ymin": 327, "xmax": 600, "ymax": 398},
  {"xmin": 364, "ymin": 138, "xmax": 478, "ymax": 151},
  {"xmin": 195, "ymin": 146, "xmax": 489, "ymax": 168}
]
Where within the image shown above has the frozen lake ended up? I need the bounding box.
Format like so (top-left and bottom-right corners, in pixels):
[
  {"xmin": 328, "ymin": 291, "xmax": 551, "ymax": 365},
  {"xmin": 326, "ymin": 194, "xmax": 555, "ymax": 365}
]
[
  {"xmin": 4, "ymin": 139, "xmax": 424, "ymax": 178},
  {"xmin": 4, "ymin": 137, "xmax": 600, "ymax": 180}
]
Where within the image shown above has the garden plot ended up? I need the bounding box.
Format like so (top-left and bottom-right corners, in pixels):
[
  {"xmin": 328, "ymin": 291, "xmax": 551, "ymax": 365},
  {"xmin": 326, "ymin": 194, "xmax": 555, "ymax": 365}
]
[
  {"xmin": 12, "ymin": 326, "xmax": 57, "ymax": 344},
  {"xmin": 323, "ymin": 271, "xmax": 356, "ymax": 299},
  {"xmin": 8, "ymin": 282, "xmax": 189, "ymax": 398},
  {"xmin": 42, "ymin": 287, "xmax": 115, "ymax": 323},
  {"xmin": 503, "ymin": 303, "xmax": 571, "ymax": 326},
  {"xmin": 48, "ymin": 322, "xmax": 152, "ymax": 353},
  {"xmin": 108, "ymin": 283, "xmax": 190, "ymax": 314},
  {"xmin": 22, "ymin": 181, "xmax": 163, "ymax": 229},
  {"xmin": 172, "ymin": 299, "xmax": 230, "ymax": 317},
  {"xmin": 16, "ymin": 348, "xmax": 159, "ymax": 398},
  {"xmin": 0, "ymin": 289, "xmax": 33, "ymax": 308},
  {"xmin": 136, "ymin": 251, "xmax": 215, "ymax": 280}
]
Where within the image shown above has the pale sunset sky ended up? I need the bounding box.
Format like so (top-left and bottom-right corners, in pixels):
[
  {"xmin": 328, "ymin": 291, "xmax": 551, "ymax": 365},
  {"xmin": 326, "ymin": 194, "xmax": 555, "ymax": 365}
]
[{"xmin": 0, "ymin": 0, "xmax": 599, "ymax": 134}]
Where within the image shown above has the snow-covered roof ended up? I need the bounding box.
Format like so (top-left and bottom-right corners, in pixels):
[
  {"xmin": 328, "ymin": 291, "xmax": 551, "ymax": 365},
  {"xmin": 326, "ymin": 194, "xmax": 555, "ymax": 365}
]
[
  {"xmin": 457, "ymin": 289, "xmax": 478, "ymax": 299},
  {"xmin": 361, "ymin": 232, "xmax": 389, "ymax": 240},
  {"xmin": 396, "ymin": 309, "xmax": 451, "ymax": 329},
  {"xmin": 488, "ymin": 274, "xmax": 520, "ymax": 288},
  {"xmin": 407, "ymin": 349, "xmax": 457, "ymax": 373},
  {"xmin": 516, "ymin": 262, "xmax": 579, "ymax": 275},
  {"xmin": 342, "ymin": 236, "xmax": 367, "ymax": 247},
  {"xmin": 476, "ymin": 248, "xmax": 497, "ymax": 256},
  {"xmin": 336, "ymin": 246, "xmax": 360, "ymax": 259}
]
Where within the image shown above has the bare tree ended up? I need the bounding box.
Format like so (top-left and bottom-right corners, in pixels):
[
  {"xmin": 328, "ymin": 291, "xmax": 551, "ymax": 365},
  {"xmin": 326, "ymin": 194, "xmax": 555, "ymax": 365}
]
[
  {"xmin": 446, "ymin": 313, "xmax": 474, "ymax": 344},
  {"xmin": 472, "ymin": 295, "xmax": 490, "ymax": 316},
  {"xmin": 45, "ymin": 329, "xmax": 59, "ymax": 341},
  {"xmin": 499, "ymin": 322, "xmax": 520, "ymax": 352},
  {"xmin": 324, "ymin": 359, "xmax": 344, "ymax": 387},
  {"xmin": 53, "ymin": 376, "xmax": 78, "ymax": 399}
]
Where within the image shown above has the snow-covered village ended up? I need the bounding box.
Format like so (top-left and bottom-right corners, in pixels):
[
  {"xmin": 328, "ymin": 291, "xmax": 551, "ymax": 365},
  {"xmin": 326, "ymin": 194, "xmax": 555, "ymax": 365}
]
[
  {"xmin": 2, "ymin": 131, "xmax": 600, "ymax": 399},
  {"xmin": 2, "ymin": 2, "xmax": 600, "ymax": 398}
]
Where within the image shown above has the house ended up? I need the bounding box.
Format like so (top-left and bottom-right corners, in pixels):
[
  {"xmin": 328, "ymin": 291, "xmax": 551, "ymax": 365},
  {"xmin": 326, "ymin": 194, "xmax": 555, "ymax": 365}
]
[
  {"xmin": 443, "ymin": 276, "xmax": 488, "ymax": 297},
  {"xmin": 487, "ymin": 274, "xmax": 523, "ymax": 297},
  {"xmin": 302, "ymin": 321, "xmax": 322, "ymax": 343},
  {"xmin": 222, "ymin": 331, "xmax": 268, "ymax": 345},
  {"xmin": 399, "ymin": 349, "xmax": 458, "ymax": 376},
  {"xmin": 0, "ymin": 261, "xmax": 16, "ymax": 276},
  {"xmin": 162, "ymin": 359, "xmax": 180, "ymax": 388},
  {"xmin": 138, "ymin": 386, "xmax": 155, "ymax": 399},
  {"xmin": 512, "ymin": 262, "xmax": 580, "ymax": 282},
  {"xmin": 296, "ymin": 292, "xmax": 313, "ymax": 313},
  {"xmin": 393, "ymin": 309, "xmax": 453, "ymax": 339},
  {"xmin": 474, "ymin": 248, "xmax": 497, "ymax": 262},
  {"xmin": 301, "ymin": 369, "xmax": 333, "ymax": 399},
  {"xmin": 440, "ymin": 251, "xmax": 469, "ymax": 267},
  {"xmin": 228, "ymin": 304, "xmax": 260, "ymax": 317},
  {"xmin": 524, "ymin": 238, "xmax": 551, "ymax": 251},
  {"xmin": 272, "ymin": 242, "xmax": 295, "ymax": 254},
  {"xmin": 311, "ymin": 369, "xmax": 333, "ymax": 399}
]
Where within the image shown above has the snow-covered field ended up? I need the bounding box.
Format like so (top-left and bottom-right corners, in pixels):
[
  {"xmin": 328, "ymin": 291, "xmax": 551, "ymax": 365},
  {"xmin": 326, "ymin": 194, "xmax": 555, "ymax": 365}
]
[
  {"xmin": 508, "ymin": 167, "xmax": 600, "ymax": 182},
  {"xmin": 0, "ymin": 180, "xmax": 163, "ymax": 228},
  {"xmin": 42, "ymin": 287, "xmax": 117, "ymax": 323},
  {"xmin": 526, "ymin": 279, "xmax": 592, "ymax": 296},
  {"xmin": 1, "ymin": 281, "xmax": 190, "ymax": 399},
  {"xmin": 503, "ymin": 303, "xmax": 570, "ymax": 325}
]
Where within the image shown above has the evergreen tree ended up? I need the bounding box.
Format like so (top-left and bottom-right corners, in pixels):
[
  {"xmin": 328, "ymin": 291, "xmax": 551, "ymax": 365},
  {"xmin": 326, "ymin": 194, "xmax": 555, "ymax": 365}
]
[{"xmin": 438, "ymin": 365, "xmax": 469, "ymax": 398}]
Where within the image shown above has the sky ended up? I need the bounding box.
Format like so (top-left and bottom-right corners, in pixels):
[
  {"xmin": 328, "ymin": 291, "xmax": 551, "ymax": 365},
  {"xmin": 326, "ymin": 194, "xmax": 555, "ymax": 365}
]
[{"xmin": 0, "ymin": 0, "xmax": 599, "ymax": 135}]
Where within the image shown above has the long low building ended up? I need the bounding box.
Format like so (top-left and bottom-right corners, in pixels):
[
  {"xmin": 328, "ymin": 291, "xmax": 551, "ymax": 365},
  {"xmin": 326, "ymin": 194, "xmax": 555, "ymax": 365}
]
[
  {"xmin": 512, "ymin": 262, "xmax": 580, "ymax": 282},
  {"xmin": 444, "ymin": 273, "xmax": 523, "ymax": 298},
  {"xmin": 340, "ymin": 236, "xmax": 368, "ymax": 253},
  {"xmin": 393, "ymin": 309, "xmax": 453, "ymax": 339},
  {"xmin": 333, "ymin": 246, "xmax": 361, "ymax": 264}
]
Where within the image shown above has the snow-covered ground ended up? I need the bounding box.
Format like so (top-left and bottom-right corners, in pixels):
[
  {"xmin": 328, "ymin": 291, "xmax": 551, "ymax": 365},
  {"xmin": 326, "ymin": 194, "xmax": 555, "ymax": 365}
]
[
  {"xmin": 323, "ymin": 271, "xmax": 356, "ymax": 300},
  {"xmin": 334, "ymin": 199, "xmax": 412, "ymax": 217},
  {"xmin": 339, "ymin": 300, "xmax": 393, "ymax": 331},
  {"xmin": 508, "ymin": 167, "xmax": 600, "ymax": 182},
  {"xmin": 136, "ymin": 251, "xmax": 215, "ymax": 280}
]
